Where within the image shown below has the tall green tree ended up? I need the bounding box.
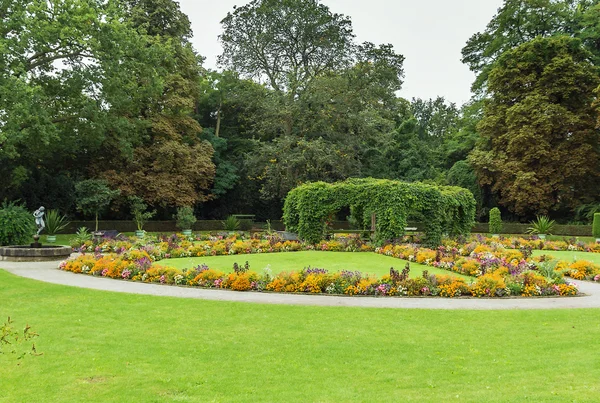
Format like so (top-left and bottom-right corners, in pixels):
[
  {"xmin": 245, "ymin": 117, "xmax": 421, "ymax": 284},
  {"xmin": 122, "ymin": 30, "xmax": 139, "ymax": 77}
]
[
  {"xmin": 97, "ymin": 0, "xmax": 216, "ymax": 206},
  {"xmin": 469, "ymin": 36, "xmax": 600, "ymax": 216},
  {"xmin": 0, "ymin": 0, "xmax": 166, "ymax": 202},
  {"xmin": 218, "ymin": 0, "xmax": 355, "ymax": 96},
  {"xmin": 462, "ymin": 0, "xmax": 582, "ymax": 92}
]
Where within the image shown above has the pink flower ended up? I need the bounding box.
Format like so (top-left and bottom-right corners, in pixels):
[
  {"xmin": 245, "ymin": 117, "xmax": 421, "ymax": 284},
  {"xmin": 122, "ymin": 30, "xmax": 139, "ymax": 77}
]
[
  {"xmin": 160, "ymin": 275, "xmax": 166, "ymax": 284},
  {"xmin": 101, "ymin": 268, "xmax": 108, "ymax": 276}
]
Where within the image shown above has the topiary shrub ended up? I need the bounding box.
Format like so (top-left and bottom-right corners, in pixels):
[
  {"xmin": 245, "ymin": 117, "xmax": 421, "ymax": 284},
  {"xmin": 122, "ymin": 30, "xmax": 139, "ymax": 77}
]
[
  {"xmin": 283, "ymin": 178, "xmax": 476, "ymax": 247},
  {"xmin": 488, "ymin": 207, "xmax": 502, "ymax": 235},
  {"xmin": 0, "ymin": 201, "xmax": 36, "ymax": 246},
  {"xmin": 593, "ymin": 213, "xmax": 600, "ymax": 240}
]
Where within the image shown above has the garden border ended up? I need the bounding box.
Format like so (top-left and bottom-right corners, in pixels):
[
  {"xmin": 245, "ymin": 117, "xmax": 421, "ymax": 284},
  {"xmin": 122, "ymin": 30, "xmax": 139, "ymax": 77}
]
[{"xmin": 3, "ymin": 260, "xmax": 600, "ymax": 309}]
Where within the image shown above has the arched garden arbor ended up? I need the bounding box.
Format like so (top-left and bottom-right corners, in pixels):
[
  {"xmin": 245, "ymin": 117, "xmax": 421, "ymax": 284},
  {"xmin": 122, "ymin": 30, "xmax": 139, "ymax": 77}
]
[{"xmin": 283, "ymin": 178, "xmax": 476, "ymax": 246}]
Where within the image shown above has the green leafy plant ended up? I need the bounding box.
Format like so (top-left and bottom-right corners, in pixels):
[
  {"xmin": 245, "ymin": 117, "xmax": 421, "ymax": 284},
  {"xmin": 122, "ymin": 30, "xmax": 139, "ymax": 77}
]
[
  {"xmin": 129, "ymin": 196, "xmax": 155, "ymax": 231},
  {"xmin": 593, "ymin": 213, "xmax": 600, "ymax": 239},
  {"xmin": 70, "ymin": 227, "xmax": 93, "ymax": 247},
  {"xmin": 488, "ymin": 207, "xmax": 502, "ymax": 235},
  {"xmin": 283, "ymin": 178, "xmax": 476, "ymax": 246},
  {"xmin": 75, "ymin": 180, "xmax": 120, "ymax": 232},
  {"xmin": 527, "ymin": 215, "xmax": 556, "ymax": 235},
  {"xmin": 45, "ymin": 209, "xmax": 70, "ymax": 236},
  {"xmin": 575, "ymin": 203, "xmax": 600, "ymax": 224},
  {"xmin": 222, "ymin": 215, "xmax": 241, "ymax": 231},
  {"xmin": 0, "ymin": 200, "xmax": 36, "ymax": 246},
  {"xmin": 1, "ymin": 317, "xmax": 41, "ymax": 360},
  {"xmin": 174, "ymin": 206, "xmax": 197, "ymax": 230},
  {"xmin": 534, "ymin": 260, "xmax": 567, "ymax": 282}
]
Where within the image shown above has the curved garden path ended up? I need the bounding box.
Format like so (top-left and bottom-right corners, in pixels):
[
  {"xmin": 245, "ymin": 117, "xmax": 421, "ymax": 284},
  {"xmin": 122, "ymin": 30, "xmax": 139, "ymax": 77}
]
[{"xmin": 3, "ymin": 258, "xmax": 600, "ymax": 310}]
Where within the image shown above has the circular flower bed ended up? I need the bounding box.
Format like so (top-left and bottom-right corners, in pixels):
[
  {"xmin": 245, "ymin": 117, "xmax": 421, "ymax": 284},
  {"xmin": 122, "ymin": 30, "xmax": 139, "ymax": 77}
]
[{"xmin": 58, "ymin": 233, "xmax": 598, "ymax": 298}]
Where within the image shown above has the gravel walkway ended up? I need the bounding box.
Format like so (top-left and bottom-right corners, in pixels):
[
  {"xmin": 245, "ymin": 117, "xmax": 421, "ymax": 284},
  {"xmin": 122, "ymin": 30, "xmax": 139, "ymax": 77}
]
[{"xmin": 3, "ymin": 259, "xmax": 600, "ymax": 310}]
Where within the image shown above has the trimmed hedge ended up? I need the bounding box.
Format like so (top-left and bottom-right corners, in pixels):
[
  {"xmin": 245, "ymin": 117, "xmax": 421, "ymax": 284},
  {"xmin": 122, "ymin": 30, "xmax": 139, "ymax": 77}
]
[
  {"xmin": 593, "ymin": 213, "xmax": 600, "ymax": 239},
  {"xmin": 488, "ymin": 207, "xmax": 502, "ymax": 234},
  {"xmin": 283, "ymin": 178, "xmax": 476, "ymax": 246},
  {"xmin": 471, "ymin": 223, "xmax": 593, "ymax": 236}
]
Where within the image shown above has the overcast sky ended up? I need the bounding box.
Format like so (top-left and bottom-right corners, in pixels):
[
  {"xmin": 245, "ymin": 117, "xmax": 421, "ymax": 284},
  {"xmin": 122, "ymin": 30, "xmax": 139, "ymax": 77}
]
[{"xmin": 178, "ymin": 0, "xmax": 503, "ymax": 105}]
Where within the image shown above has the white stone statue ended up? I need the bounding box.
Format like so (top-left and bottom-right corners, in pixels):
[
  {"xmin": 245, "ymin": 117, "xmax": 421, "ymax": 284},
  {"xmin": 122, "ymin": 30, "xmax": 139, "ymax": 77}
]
[{"xmin": 33, "ymin": 206, "xmax": 45, "ymax": 235}]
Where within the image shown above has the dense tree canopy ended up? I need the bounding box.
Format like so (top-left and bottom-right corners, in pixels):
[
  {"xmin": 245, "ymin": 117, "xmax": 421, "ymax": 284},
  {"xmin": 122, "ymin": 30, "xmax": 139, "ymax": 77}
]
[
  {"xmin": 469, "ymin": 36, "xmax": 600, "ymax": 216},
  {"xmin": 2, "ymin": 0, "xmax": 599, "ymax": 225}
]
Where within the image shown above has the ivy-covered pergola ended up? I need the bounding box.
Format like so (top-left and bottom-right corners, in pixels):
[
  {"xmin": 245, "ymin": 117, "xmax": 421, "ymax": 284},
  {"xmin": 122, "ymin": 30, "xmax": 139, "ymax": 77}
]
[{"xmin": 283, "ymin": 178, "xmax": 476, "ymax": 246}]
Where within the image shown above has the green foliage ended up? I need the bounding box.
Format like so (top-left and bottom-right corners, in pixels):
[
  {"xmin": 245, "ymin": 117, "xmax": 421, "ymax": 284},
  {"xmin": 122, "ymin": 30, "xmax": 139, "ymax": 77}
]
[
  {"xmin": 527, "ymin": 216, "xmax": 557, "ymax": 235},
  {"xmin": 174, "ymin": 206, "xmax": 197, "ymax": 230},
  {"xmin": 575, "ymin": 203, "xmax": 600, "ymax": 223},
  {"xmin": 70, "ymin": 227, "xmax": 93, "ymax": 248},
  {"xmin": 593, "ymin": 213, "xmax": 600, "ymax": 238},
  {"xmin": 219, "ymin": 0, "xmax": 355, "ymax": 95},
  {"xmin": 534, "ymin": 260, "xmax": 566, "ymax": 283},
  {"xmin": 129, "ymin": 197, "xmax": 155, "ymax": 231},
  {"xmin": 488, "ymin": 208, "xmax": 503, "ymax": 235},
  {"xmin": 283, "ymin": 178, "xmax": 475, "ymax": 246},
  {"xmin": 469, "ymin": 36, "xmax": 600, "ymax": 216},
  {"xmin": 1, "ymin": 317, "xmax": 41, "ymax": 360},
  {"xmin": 447, "ymin": 160, "xmax": 483, "ymax": 216},
  {"xmin": 0, "ymin": 201, "xmax": 36, "ymax": 246},
  {"xmin": 44, "ymin": 209, "xmax": 70, "ymax": 236},
  {"xmin": 222, "ymin": 215, "xmax": 241, "ymax": 231},
  {"xmin": 461, "ymin": 0, "xmax": 583, "ymax": 92},
  {"xmin": 74, "ymin": 180, "xmax": 120, "ymax": 232}
]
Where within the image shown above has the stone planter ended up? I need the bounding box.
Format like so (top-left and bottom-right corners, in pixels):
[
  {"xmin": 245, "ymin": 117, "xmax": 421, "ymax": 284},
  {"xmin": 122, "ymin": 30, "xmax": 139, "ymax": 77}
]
[{"xmin": 135, "ymin": 230, "xmax": 145, "ymax": 238}]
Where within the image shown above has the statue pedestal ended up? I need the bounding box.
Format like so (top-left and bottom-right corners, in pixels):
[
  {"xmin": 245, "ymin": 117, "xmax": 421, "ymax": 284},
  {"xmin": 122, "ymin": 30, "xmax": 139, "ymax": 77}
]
[{"xmin": 31, "ymin": 234, "xmax": 42, "ymax": 248}]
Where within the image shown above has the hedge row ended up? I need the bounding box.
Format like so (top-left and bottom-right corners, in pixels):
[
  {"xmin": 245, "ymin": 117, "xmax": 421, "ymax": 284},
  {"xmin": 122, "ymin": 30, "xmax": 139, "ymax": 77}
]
[{"xmin": 64, "ymin": 221, "xmax": 594, "ymax": 237}]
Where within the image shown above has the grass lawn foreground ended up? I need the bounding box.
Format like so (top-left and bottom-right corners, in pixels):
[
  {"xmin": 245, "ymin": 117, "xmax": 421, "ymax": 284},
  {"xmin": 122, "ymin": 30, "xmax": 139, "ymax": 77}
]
[{"xmin": 1, "ymin": 269, "xmax": 600, "ymax": 402}]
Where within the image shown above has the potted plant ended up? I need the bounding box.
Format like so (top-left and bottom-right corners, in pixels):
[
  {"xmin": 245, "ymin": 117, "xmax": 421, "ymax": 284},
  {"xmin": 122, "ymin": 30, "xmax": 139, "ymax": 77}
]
[
  {"xmin": 593, "ymin": 213, "xmax": 600, "ymax": 243},
  {"xmin": 45, "ymin": 209, "xmax": 70, "ymax": 243},
  {"xmin": 488, "ymin": 207, "xmax": 502, "ymax": 237},
  {"xmin": 527, "ymin": 215, "xmax": 555, "ymax": 240},
  {"xmin": 130, "ymin": 196, "xmax": 155, "ymax": 238},
  {"xmin": 175, "ymin": 206, "xmax": 196, "ymax": 236}
]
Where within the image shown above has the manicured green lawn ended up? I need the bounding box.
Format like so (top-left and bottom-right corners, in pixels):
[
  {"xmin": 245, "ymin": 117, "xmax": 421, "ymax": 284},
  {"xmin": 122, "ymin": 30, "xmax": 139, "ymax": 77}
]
[
  {"xmin": 160, "ymin": 251, "xmax": 471, "ymax": 280},
  {"xmin": 532, "ymin": 250, "xmax": 600, "ymax": 265},
  {"xmin": 1, "ymin": 270, "xmax": 599, "ymax": 402}
]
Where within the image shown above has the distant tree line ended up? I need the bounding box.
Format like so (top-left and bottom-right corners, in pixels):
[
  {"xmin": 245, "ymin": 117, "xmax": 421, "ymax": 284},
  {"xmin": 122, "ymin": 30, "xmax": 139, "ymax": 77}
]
[{"xmin": 1, "ymin": 0, "xmax": 599, "ymax": 224}]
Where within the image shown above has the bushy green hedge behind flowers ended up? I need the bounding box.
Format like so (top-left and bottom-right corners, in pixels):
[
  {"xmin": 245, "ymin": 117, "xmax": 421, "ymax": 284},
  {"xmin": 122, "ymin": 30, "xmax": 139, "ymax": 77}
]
[{"xmin": 283, "ymin": 178, "xmax": 476, "ymax": 247}]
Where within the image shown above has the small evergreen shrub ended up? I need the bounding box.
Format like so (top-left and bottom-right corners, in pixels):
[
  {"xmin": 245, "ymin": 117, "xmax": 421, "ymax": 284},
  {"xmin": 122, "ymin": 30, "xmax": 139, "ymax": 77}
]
[
  {"xmin": 174, "ymin": 206, "xmax": 196, "ymax": 230},
  {"xmin": 0, "ymin": 201, "xmax": 36, "ymax": 246},
  {"xmin": 488, "ymin": 207, "xmax": 502, "ymax": 235},
  {"xmin": 593, "ymin": 213, "xmax": 600, "ymax": 239}
]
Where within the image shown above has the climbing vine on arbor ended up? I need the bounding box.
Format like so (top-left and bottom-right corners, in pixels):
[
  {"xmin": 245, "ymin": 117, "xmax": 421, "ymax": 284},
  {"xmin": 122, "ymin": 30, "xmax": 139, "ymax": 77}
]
[{"xmin": 283, "ymin": 178, "xmax": 476, "ymax": 246}]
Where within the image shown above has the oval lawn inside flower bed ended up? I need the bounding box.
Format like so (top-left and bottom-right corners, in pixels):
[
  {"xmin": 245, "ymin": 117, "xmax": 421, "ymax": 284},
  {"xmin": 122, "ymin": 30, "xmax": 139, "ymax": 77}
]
[
  {"xmin": 531, "ymin": 250, "xmax": 600, "ymax": 265},
  {"xmin": 158, "ymin": 251, "xmax": 473, "ymax": 280}
]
